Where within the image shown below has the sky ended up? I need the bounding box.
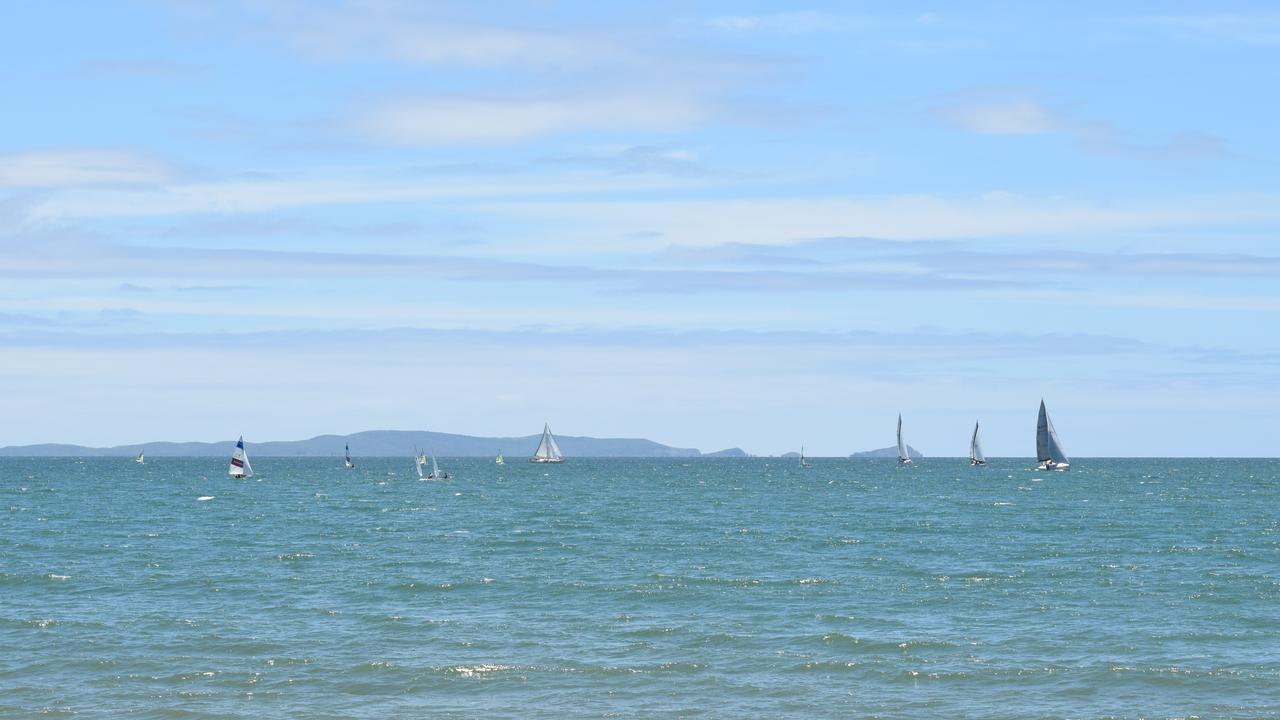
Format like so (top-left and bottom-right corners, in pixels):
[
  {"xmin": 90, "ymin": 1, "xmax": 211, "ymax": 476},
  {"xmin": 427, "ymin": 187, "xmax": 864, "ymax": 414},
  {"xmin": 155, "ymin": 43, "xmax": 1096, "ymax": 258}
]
[{"xmin": 2, "ymin": 1, "xmax": 1278, "ymax": 456}]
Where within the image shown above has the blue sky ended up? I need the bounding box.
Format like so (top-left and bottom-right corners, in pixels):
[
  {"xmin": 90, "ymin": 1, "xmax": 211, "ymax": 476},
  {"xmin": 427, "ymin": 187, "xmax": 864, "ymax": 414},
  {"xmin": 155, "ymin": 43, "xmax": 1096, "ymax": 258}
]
[{"xmin": 2, "ymin": 1, "xmax": 1278, "ymax": 455}]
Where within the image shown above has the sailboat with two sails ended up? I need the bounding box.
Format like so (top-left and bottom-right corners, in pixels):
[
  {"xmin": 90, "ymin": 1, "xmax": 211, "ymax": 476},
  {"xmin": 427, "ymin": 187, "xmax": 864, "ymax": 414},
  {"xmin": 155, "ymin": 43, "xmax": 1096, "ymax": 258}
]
[
  {"xmin": 897, "ymin": 415, "xmax": 913, "ymax": 465},
  {"xmin": 530, "ymin": 423, "xmax": 564, "ymax": 463},
  {"xmin": 799, "ymin": 445, "xmax": 811, "ymax": 468},
  {"xmin": 426, "ymin": 452, "xmax": 449, "ymax": 480},
  {"xmin": 969, "ymin": 422, "xmax": 986, "ymax": 466},
  {"xmin": 1035, "ymin": 400, "xmax": 1070, "ymax": 471},
  {"xmin": 344, "ymin": 443, "xmax": 355, "ymax": 469},
  {"xmin": 135, "ymin": 449, "xmax": 145, "ymax": 464},
  {"xmin": 229, "ymin": 436, "xmax": 253, "ymax": 478}
]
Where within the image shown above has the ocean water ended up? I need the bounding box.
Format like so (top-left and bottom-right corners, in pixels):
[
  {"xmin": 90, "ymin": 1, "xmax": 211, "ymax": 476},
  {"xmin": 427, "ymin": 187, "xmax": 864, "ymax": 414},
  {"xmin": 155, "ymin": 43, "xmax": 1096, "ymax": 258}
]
[{"xmin": 2, "ymin": 457, "xmax": 1277, "ymax": 719}]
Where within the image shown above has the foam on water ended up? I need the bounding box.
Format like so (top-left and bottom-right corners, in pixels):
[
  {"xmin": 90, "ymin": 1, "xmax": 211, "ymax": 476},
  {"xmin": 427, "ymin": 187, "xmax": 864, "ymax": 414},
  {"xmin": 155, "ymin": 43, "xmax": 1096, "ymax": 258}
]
[{"xmin": 1, "ymin": 456, "xmax": 1278, "ymax": 718}]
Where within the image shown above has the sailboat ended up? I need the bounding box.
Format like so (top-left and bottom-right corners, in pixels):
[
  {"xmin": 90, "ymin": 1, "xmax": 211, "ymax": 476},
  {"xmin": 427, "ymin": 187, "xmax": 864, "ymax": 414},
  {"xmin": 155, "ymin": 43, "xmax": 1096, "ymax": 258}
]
[
  {"xmin": 417, "ymin": 449, "xmax": 427, "ymax": 466},
  {"xmin": 897, "ymin": 414, "xmax": 913, "ymax": 465},
  {"xmin": 530, "ymin": 423, "xmax": 565, "ymax": 463},
  {"xmin": 495, "ymin": 450, "xmax": 504, "ymax": 465},
  {"xmin": 799, "ymin": 445, "xmax": 811, "ymax": 468},
  {"xmin": 229, "ymin": 436, "xmax": 253, "ymax": 478},
  {"xmin": 1035, "ymin": 400, "xmax": 1070, "ymax": 471},
  {"xmin": 969, "ymin": 421, "xmax": 986, "ymax": 466},
  {"xmin": 414, "ymin": 450, "xmax": 426, "ymax": 479},
  {"xmin": 344, "ymin": 443, "xmax": 355, "ymax": 469},
  {"xmin": 135, "ymin": 449, "xmax": 145, "ymax": 464},
  {"xmin": 427, "ymin": 452, "xmax": 450, "ymax": 480}
]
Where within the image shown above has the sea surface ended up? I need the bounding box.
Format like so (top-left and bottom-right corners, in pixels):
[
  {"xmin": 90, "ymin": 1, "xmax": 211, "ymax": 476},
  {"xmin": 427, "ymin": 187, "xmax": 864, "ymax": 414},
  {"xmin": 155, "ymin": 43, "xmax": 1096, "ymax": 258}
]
[{"xmin": 2, "ymin": 457, "xmax": 1278, "ymax": 719}]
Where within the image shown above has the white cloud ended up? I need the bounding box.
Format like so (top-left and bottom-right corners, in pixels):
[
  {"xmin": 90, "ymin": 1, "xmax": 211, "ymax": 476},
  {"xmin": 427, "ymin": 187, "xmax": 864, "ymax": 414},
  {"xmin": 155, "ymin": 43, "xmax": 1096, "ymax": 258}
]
[
  {"xmin": 706, "ymin": 12, "xmax": 848, "ymax": 34},
  {"xmin": 25, "ymin": 170, "xmax": 701, "ymax": 221},
  {"xmin": 0, "ymin": 149, "xmax": 172, "ymax": 188},
  {"xmin": 485, "ymin": 193, "xmax": 1280, "ymax": 248},
  {"xmin": 255, "ymin": 1, "xmax": 608, "ymax": 67},
  {"xmin": 942, "ymin": 99, "xmax": 1058, "ymax": 135},
  {"xmin": 359, "ymin": 93, "xmax": 711, "ymax": 145},
  {"xmin": 1140, "ymin": 14, "xmax": 1280, "ymax": 46},
  {"xmin": 938, "ymin": 93, "xmax": 1227, "ymax": 159}
]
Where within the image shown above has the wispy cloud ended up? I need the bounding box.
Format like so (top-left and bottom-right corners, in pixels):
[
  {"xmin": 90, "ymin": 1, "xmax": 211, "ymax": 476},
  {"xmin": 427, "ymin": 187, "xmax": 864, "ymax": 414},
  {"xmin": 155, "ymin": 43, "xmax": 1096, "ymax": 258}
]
[
  {"xmin": 541, "ymin": 145, "xmax": 718, "ymax": 177},
  {"xmin": 705, "ymin": 12, "xmax": 851, "ymax": 34},
  {"xmin": 358, "ymin": 93, "xmax": 712, "ymax": 145},
  {"xmin": 935, "ymin": 90, "xmax": 1228, "ymax": 160},
  {"xmin": 23, "ymin": 170, "xmax": 701, "ymax": 221},
  {"xmin": 250, "ymin": 0, "xmax": 613, "ymax": 68},
  {"xmin": 941, "ymin": 98, "xmax": 1057, "ymax": 135},
  {"xmin": 490, "ymin": 192, "xmax": 1280, "ymax": 248},
  {"xmin": 0, "ymin": 149, "xmax": 173, "ymax": 188},
  {"xmin": 671, "ymin": 237, "xmax": 1280, "ymax": 281},
  {"xmin": 1138, "ymin": 14, "xmax": 1280, "ymax": 46}
]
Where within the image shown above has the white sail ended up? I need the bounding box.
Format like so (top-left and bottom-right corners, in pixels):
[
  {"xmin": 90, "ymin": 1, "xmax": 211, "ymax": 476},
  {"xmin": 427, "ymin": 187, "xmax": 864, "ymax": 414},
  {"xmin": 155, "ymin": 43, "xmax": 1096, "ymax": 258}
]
[
  {"xmin": 344, "ymin": 443, "xmax": 354, "ymax": 469},
  {"xmin": 229, "ymin": 436, "xmax": 252, "ymax": 478},
  {"xmin": 530, "ymin": 423, "xmax": 565, "ymax": 463},
  {"xmin": 135, "ymin": 450, "xmax": 145, "ymax": 464},
  {"xmin": 1036, "ymin": 400, "xmax": 1070, "ymax": 470},
  {"xmin": 414, "ymin": 451, "xmax": 425, "ymax": 479},
  {"xmin": 897, "ymin": 414, "xmax": 912, "ymax": 464},
  {"xmin": 970, "ymin": 421, "xmax": 986, "ymax": 465},
  {"xmin": 495, "ymin": 450, "xmax": 504, "ymax": 465}
]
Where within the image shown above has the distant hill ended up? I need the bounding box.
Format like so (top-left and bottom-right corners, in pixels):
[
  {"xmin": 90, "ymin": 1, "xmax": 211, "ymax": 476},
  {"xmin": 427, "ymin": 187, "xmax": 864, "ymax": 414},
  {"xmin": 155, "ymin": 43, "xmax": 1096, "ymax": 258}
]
[
  {"xmin": 850, "ymin": 445, "xmax": 923, "ymax": 459},
  {"xmin": 0, "ymin": 430, "xmax": 705, "ymax": 458},
  {"xmin": 703, "ymin": 448, "xmax": 749, "ymax": 458}
]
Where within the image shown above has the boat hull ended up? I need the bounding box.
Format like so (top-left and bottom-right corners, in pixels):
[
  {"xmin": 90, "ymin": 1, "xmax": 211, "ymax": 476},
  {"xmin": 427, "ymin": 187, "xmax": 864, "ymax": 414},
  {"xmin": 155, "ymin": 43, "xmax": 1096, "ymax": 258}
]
[
  {"xmin": 530, "ymin": 457, "xmax": 564, "ymax": 463},
  {"xmin": 1036, "ymin": 461, "xmax": 1069, "ymax": 471}
]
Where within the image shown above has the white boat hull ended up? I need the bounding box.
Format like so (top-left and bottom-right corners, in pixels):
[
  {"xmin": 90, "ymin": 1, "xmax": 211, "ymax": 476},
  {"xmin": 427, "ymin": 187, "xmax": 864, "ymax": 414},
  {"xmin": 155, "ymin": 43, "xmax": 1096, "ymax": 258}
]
[
  {"xmin": 530, "ymin": 457, "xmax": 564, "ymax": 463},
  {"xmin": 1036, "ymin": 461, "xmax": 1069, "ymax": 471}
]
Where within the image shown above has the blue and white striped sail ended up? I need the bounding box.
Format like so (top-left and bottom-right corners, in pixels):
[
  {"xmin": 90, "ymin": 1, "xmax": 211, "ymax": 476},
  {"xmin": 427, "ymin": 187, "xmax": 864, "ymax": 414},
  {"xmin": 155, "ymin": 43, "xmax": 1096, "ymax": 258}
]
[{"xmin": 229, "ymin": 436, "xmax": 252, "ymax": 478}]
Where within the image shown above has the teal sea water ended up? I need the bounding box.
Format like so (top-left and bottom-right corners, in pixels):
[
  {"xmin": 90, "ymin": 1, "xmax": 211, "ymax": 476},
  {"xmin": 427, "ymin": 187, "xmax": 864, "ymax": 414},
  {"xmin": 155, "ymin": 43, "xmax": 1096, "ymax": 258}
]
[{"xmin": 2, "ymin": 457, "xmax": 1278, "ymax": 718}]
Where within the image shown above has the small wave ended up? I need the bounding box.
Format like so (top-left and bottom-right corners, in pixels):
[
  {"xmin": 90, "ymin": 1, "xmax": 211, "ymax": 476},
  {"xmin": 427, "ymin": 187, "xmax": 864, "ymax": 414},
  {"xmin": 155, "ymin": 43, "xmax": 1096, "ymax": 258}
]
[
  {"xmin": 275, "ymin": 552, "xmax": 315, "ymax": 562},
  {"xmin": 47, "ymin": 574, "xmax": 71, "ymax": 581},
  {"xmin": 197, "ymin": 496, "xmax": 215, "ymax": 501},
  {"xmin": 446, "ymin": 663, "xmax": 516, "ymax": 678},
  {"xmin": 789, "ymin": 660, "xmax": 862, "ymax": 673}
]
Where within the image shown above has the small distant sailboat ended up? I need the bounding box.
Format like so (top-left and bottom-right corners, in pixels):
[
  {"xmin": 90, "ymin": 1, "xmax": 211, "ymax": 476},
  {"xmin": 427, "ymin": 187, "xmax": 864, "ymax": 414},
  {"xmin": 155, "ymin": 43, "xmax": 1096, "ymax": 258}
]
[
  {"xmin": 413, "ymin": 450, "xmax": 426, "ymax": 479},
  {"xmin": 1035, "ymin": 400, "xmax": 1070, "ymax": 471},
  {"xmin": 969, "ymin": 421, "xmax": 986, "ymax": 466},
  {"xmin": 897, "ymin": 414, "xmax": 913, "ymax": 465},
  {"xmin": 344, "ymin": 443, "xmax": 355, "ymax": 469},
  {"xmin": 229, "ymin": 436, "xmax": 253, "ymax": 478},
  {"xmin": 799, "ymin": 445, "xmax": 811, "ymax": 468},
  {"xmin": 427, "ymin": 452, "xmax": 450, "ymax": 480},
  {"xmin": 495, "ymin": 450, "xmax": 504, "ymax": 465},
  {"xmin": 135, "ymin": 449, "xmax": 145, "ymax": 464},
  {"xmin": 417, "ymin": 449, "xmax": 427, "ymax": 466},
  {"xmin": 530, "ymin": 423, "xmax": 564, "ymax": 463}
]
